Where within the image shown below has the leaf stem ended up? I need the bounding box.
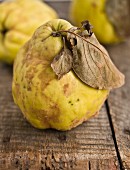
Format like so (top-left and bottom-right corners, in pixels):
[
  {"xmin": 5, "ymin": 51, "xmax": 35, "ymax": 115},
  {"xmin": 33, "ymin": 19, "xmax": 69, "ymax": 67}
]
[{"xmin": 57, "ymin": 30, "xmax": 108, "ymax": 57}]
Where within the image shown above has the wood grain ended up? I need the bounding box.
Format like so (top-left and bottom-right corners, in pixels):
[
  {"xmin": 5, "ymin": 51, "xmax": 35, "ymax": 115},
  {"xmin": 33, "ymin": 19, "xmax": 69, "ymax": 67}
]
[
  {"xmin": 0, "ymin": 64, "xmax": 118, "ymax": 169},
  {"xmin": 107, "ymin": 40, "xmax": 130, "ymax": 170}
]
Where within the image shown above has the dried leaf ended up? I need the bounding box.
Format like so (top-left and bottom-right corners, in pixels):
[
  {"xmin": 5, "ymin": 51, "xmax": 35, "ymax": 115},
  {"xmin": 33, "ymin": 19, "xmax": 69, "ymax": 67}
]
[
  {"xmin": 81, "ymin": 20, "xmax": 93, "ymax": 37},
  {"xmin": 51, "ymin": 39, "xmax": 73, "ymax": 79},
  {"xmin": 51, "ymin": 21, "xmax": 125, "ymax": 90},
  {"xmin": 67, "ymin": 27, "xmax": 125, "ymax": 89}
]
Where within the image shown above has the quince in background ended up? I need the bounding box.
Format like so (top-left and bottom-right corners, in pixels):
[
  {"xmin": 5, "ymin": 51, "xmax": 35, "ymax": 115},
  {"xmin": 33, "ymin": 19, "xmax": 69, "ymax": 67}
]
[
  {"xmin": 12, "ymin": 19, "xmax": 109, "ymax": 131},
  {"xmin": 69, "ymin": 0, "xmax": 130, "ymax": 44},
  {"xmin": 0, "ymin": 0, "xmax": 58, "ymax": 64}
]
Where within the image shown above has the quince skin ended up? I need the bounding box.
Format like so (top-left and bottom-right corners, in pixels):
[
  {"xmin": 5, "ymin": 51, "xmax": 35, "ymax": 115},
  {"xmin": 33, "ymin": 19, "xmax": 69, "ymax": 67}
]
[
  {"xmin": 12, "ymin": 19, "xmax": 109, "ymax": 131},
  {"xmin": 0, "ymin": 0, "xmax": 58, "ymax": 64}
]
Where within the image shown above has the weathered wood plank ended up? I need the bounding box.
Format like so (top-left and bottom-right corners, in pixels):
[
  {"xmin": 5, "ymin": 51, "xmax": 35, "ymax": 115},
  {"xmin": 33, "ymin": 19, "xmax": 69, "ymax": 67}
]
[
  {"xmin": 0, "ymin": 63, "xmax": 118, "ymax": 169},
  {"xmin": 107, "ymin": 40, "xmax": 130, "ymax": 170},
  {"xmin": 0, "ymin": 152, "xmax": 118, "ymax": 170}
]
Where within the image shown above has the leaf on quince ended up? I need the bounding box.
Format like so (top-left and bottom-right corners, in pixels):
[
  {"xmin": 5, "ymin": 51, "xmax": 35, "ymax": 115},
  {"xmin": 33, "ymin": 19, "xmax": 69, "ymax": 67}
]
[
  {"xmin": 67, "ymin": 27, "xmax": 125, "ymax": 89},
  {"xmin": 51, "ymin": 21, "xmax": 125, "ymax": 90},
  {"xmin": 51, "ymin": 38, "xmax": 73, "ymax": 79}
]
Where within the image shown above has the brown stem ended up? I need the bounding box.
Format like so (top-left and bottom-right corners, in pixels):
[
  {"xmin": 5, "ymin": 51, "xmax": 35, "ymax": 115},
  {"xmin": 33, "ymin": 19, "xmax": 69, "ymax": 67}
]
[{"xmin": 57, "ymin": 30, "xmax": 108, "ymax": 58}]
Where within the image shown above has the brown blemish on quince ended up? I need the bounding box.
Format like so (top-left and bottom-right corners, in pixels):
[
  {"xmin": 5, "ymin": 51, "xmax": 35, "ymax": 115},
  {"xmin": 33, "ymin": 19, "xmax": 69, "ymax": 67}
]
[
  {"xmin": 21, "ymin": 98, "xmax": 26, "ymax": 111},
  {"xmin": 46, "ymin": 104, "xmax": 61, "ymax": 123},
  {"xmin": 27, "ymin": 86, "xmax": 32, "ymax": 91},
  {"xmin": 63, "ymin": 84, "xmax": 69, "ymax": 94},
  {"xmin": 28, "ymin": 102, "xmax": 61, "ymax": 129},
  {"xmin": 62, "ymin": 83, "xmax": 73, "ymax": 97},
  {"xmin": 26, "ymin": 108, "xmax": 51, "ymax": 128},
  {"xmin": 91, "ymin": 111, "xmax": 99, "ymax": 118},
  {"xmin": 70, "ymin": 111, "xmax": 98, "ymax": 129},
  {"xmin": 13, "ymin": 83, "xmax": 20, "ymax": 96},
  {"xmin": 91, "ymin": 2, "xmax": 97, "ymax": 8},
  {"xmin": 71, "ymin": 118, "xmax": 83, "ymax": 129},
  {"xmin": 39, "ymin": 68, "xmax": 56, "ymax": 91},
  {"xmin": 21, "ymin": 42, "xmax": 31, "ymax": 66},
  {"xmin": 24, "ymin": 64, "xmax": 39, "ymax": 91}
]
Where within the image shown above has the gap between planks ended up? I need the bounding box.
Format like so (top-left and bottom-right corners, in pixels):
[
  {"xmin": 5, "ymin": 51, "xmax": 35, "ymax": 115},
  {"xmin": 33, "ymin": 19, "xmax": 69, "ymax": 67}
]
[{"xmin": 105, "ymin": 100, "xmax": 124, "ymax": 170}]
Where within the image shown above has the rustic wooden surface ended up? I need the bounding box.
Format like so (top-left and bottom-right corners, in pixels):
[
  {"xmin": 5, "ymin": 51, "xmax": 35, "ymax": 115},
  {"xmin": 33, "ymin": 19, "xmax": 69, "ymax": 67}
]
[
  {"xmin": 0, "ymin": 1, "xmax": 130, "ymax": 170},
  {"xmin": 107, "ymin": 40, "xmax": 130, "ymax": 170}
]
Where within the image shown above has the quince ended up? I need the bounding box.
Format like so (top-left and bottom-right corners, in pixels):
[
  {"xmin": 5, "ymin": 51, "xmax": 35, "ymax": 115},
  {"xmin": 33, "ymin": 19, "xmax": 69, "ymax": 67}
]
[
  {"xmin": 69, "ymin": 0, "xmax": 130, "ymax": 44},
  {"xmin": 12, "ymin": 19, "xmax": 109, "ymax": 131},
  {"xmin": 0, "ymin": 0, "xmax": 58, "ymax": 64}
]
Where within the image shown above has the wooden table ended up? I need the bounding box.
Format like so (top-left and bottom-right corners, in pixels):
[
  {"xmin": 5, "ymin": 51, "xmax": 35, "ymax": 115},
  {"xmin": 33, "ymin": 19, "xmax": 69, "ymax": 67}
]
[{"xmin": 0, "ymin": 1, "xmax": 130, "ymax": 170}]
